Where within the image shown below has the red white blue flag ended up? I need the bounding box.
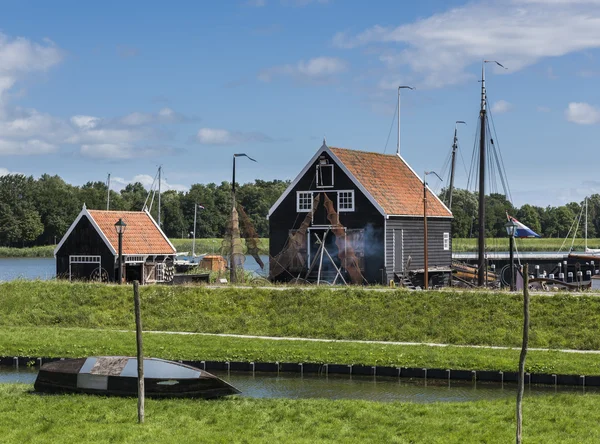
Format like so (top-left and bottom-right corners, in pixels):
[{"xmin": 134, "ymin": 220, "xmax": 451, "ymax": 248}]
[{"xmin": 506, "ymin": 213, "xmax": 541, "ymax": 238}]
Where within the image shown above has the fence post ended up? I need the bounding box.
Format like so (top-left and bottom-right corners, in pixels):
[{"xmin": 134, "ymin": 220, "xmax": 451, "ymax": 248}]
[
  {"xmin": 133, "ymin": 280, "xmax": 145, "ymax": 424},
  {"xmin": 516, "ymin": 264, "xmax": 529, "ymax": 444}
]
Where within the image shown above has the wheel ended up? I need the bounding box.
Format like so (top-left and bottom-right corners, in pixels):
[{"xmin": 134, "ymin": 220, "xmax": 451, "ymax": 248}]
[{"xmin": 90, "ymin": 267, "xmax": 109, "ymax": 283}]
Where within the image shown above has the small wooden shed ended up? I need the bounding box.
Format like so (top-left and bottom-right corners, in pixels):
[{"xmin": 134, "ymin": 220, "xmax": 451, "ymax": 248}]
[{"xmin": 55, "ymin": 205, "xmax": 177, "ymax": 284}]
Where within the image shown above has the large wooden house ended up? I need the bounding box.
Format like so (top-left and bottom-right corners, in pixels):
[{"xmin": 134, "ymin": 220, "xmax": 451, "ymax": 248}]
[
  {"xmin": 55, "ymin": 206, "xmax": 177, "ymax": 284},
  {"xmin": 268, "ymin": 143, "xmax": 453, "ymax": 286}
]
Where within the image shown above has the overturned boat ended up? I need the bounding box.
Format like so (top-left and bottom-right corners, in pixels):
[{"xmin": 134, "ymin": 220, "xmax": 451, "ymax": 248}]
[{"xmin": 34, "ymin": 356, "xmax": 240, "ymax": 399}]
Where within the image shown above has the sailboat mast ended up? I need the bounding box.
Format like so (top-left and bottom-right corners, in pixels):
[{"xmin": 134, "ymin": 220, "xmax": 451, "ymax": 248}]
[
  {"xmin": 585, "ymin": 197, "xmax": 588, "ymax": 251},
  {"xmin": 158, "ymin": 166, "xmax": 162, "ymax": 227},
  {"xmin": 477, "ymin": 63, "xmax": 487, "ymax": 287},
  {"xmin": 106, "ymin": 173, "xmax": 111, "ymax": 211},
  {"xmin": 447, "ymin": 121, "xmax": 465, "ymax": 210}
]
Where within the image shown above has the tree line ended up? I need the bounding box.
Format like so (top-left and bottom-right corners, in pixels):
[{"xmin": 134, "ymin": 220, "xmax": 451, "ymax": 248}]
[
  {"xmin": 0, "ymin": 172, "xmax": 597, "ymax": 247},
  {"xmin": 447, "ymin": 188, "xmax": 600, "ymax": 239},
  {"xmin": 0, "ymin": 174, "xmax": 288, "ymax": 246}
]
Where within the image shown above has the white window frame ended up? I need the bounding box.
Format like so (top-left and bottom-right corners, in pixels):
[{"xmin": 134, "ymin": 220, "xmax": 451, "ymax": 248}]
[
  {"xmin": 337, "ymin": 190, "xmax": 355, "ymax": 212},
  {"xmin": 316, "ymin": 164, "xmax": 334, "ymax": 188},
  {"xmin": 443, "ymin": 232, "xmax": 450, "ymax": 251},
  {"xmin": 296, "ymin": 191, "xmax": 313, "ymax": 212}
]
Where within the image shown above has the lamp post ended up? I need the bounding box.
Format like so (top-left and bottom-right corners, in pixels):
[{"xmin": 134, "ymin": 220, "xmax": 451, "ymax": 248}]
[
  {"xmin": 396, "ymin": 86, "xmax": 415, "ymax": 156},
  {"xmin": 115, "ymin": 218, "xmax": 127, "ymax": 284},
  {"xmin": 505, "ymin": 219, "xmax": 517, "ymax": 291},
  {"xmin": 423, "ymin": 170, "xmax": 442, "ymax": 290}
]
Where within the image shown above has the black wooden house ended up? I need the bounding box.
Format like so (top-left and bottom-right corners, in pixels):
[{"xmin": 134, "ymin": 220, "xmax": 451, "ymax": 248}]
[
  {"xmin": 55, "ymin": 206, "xmax": 177, "ymax": 284},
  {"xmin": 268, "ymin": 143, "xmax": 453, "ymax": 286}
]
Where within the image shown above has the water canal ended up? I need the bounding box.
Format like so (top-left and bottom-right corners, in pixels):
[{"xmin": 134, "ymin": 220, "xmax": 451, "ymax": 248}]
[{"xmin": 0, "ymin": 368, "xmax": 593, "ymax": 403}]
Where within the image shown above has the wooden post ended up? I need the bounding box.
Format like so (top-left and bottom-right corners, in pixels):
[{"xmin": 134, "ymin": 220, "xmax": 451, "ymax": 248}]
[
  {"xmin": 133, "ymin": 281, "xmax": 145, "ymax": 424},
  {"xmin": 516, "ymin": 264, "xmax": 529, "ymax": 444}
]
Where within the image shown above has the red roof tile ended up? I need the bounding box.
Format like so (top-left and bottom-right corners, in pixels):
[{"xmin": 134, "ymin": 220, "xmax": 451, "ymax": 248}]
[
  {"xmin": 87, "ymin": 210, "xmax": 176, "ymax": 255},
  {"xmin": 329, "ymin": 147, "xmax": 452, "ymax": 218}
]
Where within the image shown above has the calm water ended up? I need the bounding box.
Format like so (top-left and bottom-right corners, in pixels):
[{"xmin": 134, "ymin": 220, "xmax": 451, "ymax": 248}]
[
  {"xmin": 0, "ymin": 368, "xmax": 591, "ymax": 403},
  {"xmin": 0, "ymin": 256, "xmax": 269, "ymax": 282}
]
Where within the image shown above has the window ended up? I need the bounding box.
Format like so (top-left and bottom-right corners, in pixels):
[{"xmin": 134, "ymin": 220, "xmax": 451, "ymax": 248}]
[
  {"xmin": 297, "ymin": 191, "xmax": 313, "ymax": 212},
  {"xmin": 443, "ymin": 232, "xmax": 450, "ymax": 251},
  {"xmin": 316, "ymin": 163, "xmax": 334, "ymax": 188},
  {"xmin": 338, "ymin": 190, "xmax": 355, "ymax": 212}
]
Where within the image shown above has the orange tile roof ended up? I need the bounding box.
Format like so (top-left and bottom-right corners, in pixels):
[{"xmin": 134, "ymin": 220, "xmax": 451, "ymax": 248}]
[
  {"xmin": 87, "ymin": 210, "xmax": 176, "ymax": 255},
  {"xmin": 329, "ymin": 147, "xmax": 452, "ymax": 217}
]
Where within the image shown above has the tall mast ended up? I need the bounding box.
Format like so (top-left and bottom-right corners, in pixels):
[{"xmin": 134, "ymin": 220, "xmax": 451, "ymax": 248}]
[
  {"xmin": 477, "ymin": 62, "xmax": 487, "ymax": 287},
  {"xmin": 447, "ymin": 121, "xmax": 465, "ymax": 211},
  {"xmin": 157, "ymin": 166, "xmax": 162, "ymax": 227},
  {"xmin": 106, "ymin": 173, "xmax": 111, "ymax": 211}
]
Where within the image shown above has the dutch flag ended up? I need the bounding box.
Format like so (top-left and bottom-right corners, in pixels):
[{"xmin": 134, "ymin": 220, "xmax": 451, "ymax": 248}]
[
  {"xmin": 507, "ymin": 213, "xmax": 541, "ymax": 238},
  {"xmin": 197, "ymin": 204, "xmax": 205, "ymax": 210}
]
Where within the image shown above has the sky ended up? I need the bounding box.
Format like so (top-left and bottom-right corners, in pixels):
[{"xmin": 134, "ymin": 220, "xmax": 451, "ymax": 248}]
[{"xmin": 1, "ymin": 0, "xmax": 600, "ymax": 208}]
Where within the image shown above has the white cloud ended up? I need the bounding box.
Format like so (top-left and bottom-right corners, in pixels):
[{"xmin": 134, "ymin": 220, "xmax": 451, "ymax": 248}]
[
  {"xmin": 79, "ymin": 144, "xmax": 169, "ymax": 160},
  {"xmin": 491, "ymin": 100, "xmax": 512, "ymax": 114},
  {"xmin": 259, "ymin": 56, "xmax": 347, "ymax": 83},
  {"xmin": 119, "ymin": 108, "xmax": 188, "ymax": 126},
  {"xmin": 565, "ymin": 102, "xmax": 600, "ymax": 124},
  {"xmin": 71, "ymin": 115, "xmax": 100, "ymax": 130},
  {"xmin": 333, "ymin": 0, "xmax": 600, "ymax": 88},
  {"xmin": 0, "ymin": 33, "xmax": 63, "ymax": 98},
  {"xmin": 196, "ymin": 127, "xmax": 273, "ymax": 145},
  {"xmin": 0, "ymin": 139, "xmax": 57, "ymax": 155}
]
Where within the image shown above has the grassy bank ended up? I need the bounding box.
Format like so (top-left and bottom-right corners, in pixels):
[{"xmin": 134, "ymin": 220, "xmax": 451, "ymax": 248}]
[
  {"xmin": 0, "ymin": 238, "xmax": 269, "ymax": 258},
  {"xmin": 2, "ymin": 281, "xmax": 600, "ymax": 350},
  {"xmin": 1, "ymin": 384, "xmax": 599, "ymax": 443},
  {"xmin": 2, "ymin": 326, "xmax": 599, "ymax": 375},
  {"xmin": 452, "ymin": 237, "xmax": 600, "ymax": 252}
]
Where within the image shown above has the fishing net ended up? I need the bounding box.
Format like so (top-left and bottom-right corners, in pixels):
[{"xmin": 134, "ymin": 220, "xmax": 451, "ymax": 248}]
[
  {"xmin": 237, "ymin": 204, "xmax": 264, "ymax": 269},
  {"xmin": 269, "ymin": 193, "xmax": 321, "ymax": 279}
]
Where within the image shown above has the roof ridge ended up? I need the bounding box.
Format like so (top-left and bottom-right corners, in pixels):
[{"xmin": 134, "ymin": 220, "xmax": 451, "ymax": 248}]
[{"xmin": 329, "ymin": 146, "xmax": 400, "ymax": 158}]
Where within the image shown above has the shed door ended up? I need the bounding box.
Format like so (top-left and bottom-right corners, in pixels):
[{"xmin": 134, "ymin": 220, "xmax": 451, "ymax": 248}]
[{"xmin": 393, "ymin": 229, "xmax": 404, "ymax": 273}]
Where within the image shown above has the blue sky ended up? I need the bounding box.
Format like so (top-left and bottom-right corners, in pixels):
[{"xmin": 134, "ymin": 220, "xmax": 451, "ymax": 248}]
[{"xmin": 1, "ymin": 0, "xmax": 600, "ymax": 207}]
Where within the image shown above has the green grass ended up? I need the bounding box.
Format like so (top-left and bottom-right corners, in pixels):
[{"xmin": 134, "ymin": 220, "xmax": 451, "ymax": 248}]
[
  {"xmin": 1, "ymin": 384, "xmax": 600, "ymax": 443},
  {"xmin": 452, "ymin": 237, "xmax": 600, "ymax": 252},
  {"xmin": 1, "ymin": 326, "xmax": 599, "ymax": 375},
  {"xmin": 3, "ymin": 280, "xmax": 600, "ymax": 350},
  {"xmin": 0, "ymin": 245, "xmax": 56, "ymax": 258}
]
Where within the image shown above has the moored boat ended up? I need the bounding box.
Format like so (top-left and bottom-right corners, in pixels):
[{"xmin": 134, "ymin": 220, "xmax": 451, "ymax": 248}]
[{"xmin": 34, "ymin": 356, "xmax": 240, "ymax": 399}]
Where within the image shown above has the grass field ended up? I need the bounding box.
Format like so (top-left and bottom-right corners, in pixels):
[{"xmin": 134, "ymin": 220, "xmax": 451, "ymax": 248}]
[
  {"xmin": 1, "ymin": 326, "xmax": 599, "ymax": 375},
  {"xmin": 452, "ymin": 237, "xmax": 600, "ymax": 252},
  {"xmin": 1, "ymin": 384, "xmax": 599, "ymax": 443},
  {"xmin": 3, "ymin": 280, "xmax": 600, "ymax": 350}
]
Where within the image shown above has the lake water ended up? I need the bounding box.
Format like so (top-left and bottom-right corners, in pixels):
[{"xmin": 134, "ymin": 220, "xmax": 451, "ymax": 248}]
[
  {"xmin": 0, "ymin": 255, "xmax": 269, "ymax": 282},
  {"xmin": 0, "ymin": 367, "xmax": 588, "ymax": 403}
]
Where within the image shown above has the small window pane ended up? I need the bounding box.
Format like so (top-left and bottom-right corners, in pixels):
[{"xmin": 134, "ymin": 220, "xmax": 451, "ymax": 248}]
[
  {"xmin": 443, "ymin": 232, "xmax": 450, "ymax": 251},
  {"xmin": 297, "ymin": 192, "xmax": 313, "ymax": 212},
  {"xmin": 338, "ymin": 191, "xmax": 354, "ymax": 212}
]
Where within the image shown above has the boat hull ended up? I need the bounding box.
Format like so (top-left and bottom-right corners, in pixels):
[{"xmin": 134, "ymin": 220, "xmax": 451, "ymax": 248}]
[{"xmin": 34, "ymin": 357, "xmax": 240, "ymax": 399}]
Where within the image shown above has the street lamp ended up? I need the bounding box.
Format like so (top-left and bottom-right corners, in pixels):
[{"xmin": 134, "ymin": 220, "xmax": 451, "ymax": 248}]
[
  {"xmin": 505, "ymin": 219, "xmax": 517, "ymax": 291},
  {"xmin": 423, "ymin": 170, "xmax": 442, "ymax": 290},
  {"xmin": 115, "ymin": 218, "xmax": 127, "ymax": 284}
]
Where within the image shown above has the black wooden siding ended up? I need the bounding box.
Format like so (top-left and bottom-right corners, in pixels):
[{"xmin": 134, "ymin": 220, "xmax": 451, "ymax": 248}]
[
  {"xmin": 269, "ymin": 151, "xmax": 386, "ymax": 283},
  {"xmin": 385, "ymin": 216, "xmax": 452, "ymax": 281},
  {"xmin": 56, "ymin": 216, "xmax": 116, "ymax": 281}
]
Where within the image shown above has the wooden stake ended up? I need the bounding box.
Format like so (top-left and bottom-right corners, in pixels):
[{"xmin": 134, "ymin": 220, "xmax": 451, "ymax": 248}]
[
  {"xmin": 133, "ymin": 280, "xmax": 145, "ymax": 424},
  {"xmin": 516, "ymin": 264, "xmax": 529, "ymax": 444}
]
